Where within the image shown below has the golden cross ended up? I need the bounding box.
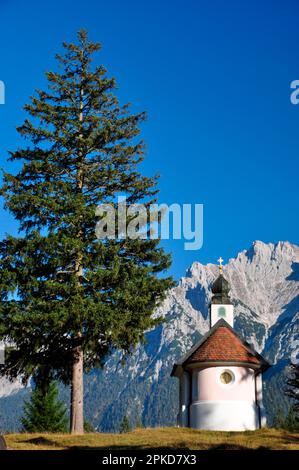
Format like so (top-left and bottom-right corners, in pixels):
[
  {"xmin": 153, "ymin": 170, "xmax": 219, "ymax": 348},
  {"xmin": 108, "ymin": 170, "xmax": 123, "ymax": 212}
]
[{"xmin": 217, "ymin": 257, "xmax": 224, "ymax": 274}]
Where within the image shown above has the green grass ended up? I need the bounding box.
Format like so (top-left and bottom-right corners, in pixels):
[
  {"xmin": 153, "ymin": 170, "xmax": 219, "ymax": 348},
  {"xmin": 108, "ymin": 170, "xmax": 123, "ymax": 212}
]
[{"xmin": 5, "ymin": 427, "xmax": 299, "ymax": 450}]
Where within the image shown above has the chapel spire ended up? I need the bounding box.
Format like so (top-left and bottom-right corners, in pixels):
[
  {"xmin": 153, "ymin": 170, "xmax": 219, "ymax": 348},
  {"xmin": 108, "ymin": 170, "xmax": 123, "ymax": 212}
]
[{"xmin": 210, "ymin": 258, "xmax": 233, "ymax": 327}]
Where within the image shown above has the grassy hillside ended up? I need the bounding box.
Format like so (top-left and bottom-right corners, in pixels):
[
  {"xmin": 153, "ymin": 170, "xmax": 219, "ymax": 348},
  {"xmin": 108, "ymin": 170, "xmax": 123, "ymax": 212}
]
[{"xmin": 5, "ymin": 427, "xmax": 299, "ymax": 450}]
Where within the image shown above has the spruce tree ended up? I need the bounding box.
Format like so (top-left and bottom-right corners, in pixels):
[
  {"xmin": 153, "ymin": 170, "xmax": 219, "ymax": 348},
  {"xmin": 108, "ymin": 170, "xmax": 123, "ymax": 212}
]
[
  {"xmin": 84, "ymin": 421, "xmax": 95, "ymax": 433},
  {"xmin": 21, "ymin": 380, "xmax": 68, "ymax": 433},
  {"xmin": 273, "ymin": 406, "xmax": 299, "ymax": 432},
  {"xmin": 119, "ymin": 415, "xmax": 131, "ymax": 433},
  {"xmin": 0, "ymin": 30, "xmax": 173, "ymax": 433},
  {"xmin": 285, "ymin": 362, "xmax": 299, "ymax": 416}
]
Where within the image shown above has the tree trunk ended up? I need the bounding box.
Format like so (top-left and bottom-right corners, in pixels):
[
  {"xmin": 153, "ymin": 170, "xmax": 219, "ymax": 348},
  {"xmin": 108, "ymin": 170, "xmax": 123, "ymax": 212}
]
[
  {"xmin": 70, "ymin": 245, "xmax": 84, "ymax": 434},
  {"xmin": 70, "ymin": 346, "xmax": 84, "ymax": 434},
  {"xmin": 70, "ymin": 78, "xmax": 85, "ymax": 435},
  {"xmin": 70, "ymin": 247, "xmax": 84, "ymax": 434}
]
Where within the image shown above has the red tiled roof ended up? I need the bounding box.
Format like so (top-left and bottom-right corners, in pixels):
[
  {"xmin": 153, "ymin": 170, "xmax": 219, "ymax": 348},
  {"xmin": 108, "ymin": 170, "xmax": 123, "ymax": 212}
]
[{"xmin": 186, "ymin": 325, "xmax": 261, "ymax": 365}]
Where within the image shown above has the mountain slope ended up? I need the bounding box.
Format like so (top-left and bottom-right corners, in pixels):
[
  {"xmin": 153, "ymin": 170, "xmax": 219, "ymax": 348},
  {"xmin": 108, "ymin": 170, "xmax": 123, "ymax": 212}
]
[
  {"xmin": 83, "ymin": 240, "xmax": 299, "ymax": 431},
  {"xmin": 0, "ymin": 240, "xmax": 298, "ymax": 432}
]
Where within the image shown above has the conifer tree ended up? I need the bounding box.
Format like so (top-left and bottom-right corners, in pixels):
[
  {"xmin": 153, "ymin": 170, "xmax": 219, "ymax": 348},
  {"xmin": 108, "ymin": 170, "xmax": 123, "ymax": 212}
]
[
  {"xmin": 119, "ymin": 415, "xmax": 131, "ymax": 433},
  {"xmin": 84, "ymin": 421, "xmax": 95, "ymax": 433},
  {"xmin": 273, "ymin": 406, "xmax": 299, "ymax": 432},
  {"xmin": 285, "ymin": 362, "xmax": 299, "ymax": 416},
  {"xmin": 0, "ymin": 30, "xmax": 173, "ymax": 433},
  {"xmin": 21, "ymin": 380, "xmax": 68, "ymax": 433}
]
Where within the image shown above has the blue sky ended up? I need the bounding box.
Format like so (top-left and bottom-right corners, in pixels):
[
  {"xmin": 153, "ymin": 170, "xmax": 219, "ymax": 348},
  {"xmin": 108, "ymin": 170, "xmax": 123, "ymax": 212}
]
[{"xmin": 0, "ymin": 0, "xmax": 298, "ymax": 279}]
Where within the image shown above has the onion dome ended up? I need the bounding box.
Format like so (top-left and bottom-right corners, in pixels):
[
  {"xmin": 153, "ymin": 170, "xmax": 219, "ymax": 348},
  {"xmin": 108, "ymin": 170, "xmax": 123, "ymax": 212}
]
[{"xmin": 211, "ymin": 274, "xmax": 231, "ymax": 304}]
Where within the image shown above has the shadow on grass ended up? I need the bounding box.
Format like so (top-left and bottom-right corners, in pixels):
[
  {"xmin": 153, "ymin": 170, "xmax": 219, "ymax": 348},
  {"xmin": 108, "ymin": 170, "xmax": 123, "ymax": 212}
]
[
  {"xmin": 281, "ymin": 434, "xmax": 299, "ymax": 444},
  {"xmin": 64, "ymin": 445, "xmax": 277, "ymax": 451},
  {"xmin": 65, "ymin": 444, "xmax": 273, "ymax": 451},
  {"xmin": 67, "ymin": 445, "xmax": 191, "ymax": 451},
  {"xmin": 208, "ymin": 444, "xmax": 271, "ymax": 451},
  {"xmin": 19, "ymin": 437, "xmax": 62, "ymax": 448}
]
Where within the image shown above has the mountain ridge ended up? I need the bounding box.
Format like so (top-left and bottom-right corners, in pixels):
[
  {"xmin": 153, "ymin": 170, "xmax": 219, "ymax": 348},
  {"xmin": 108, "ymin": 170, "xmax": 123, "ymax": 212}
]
[{"xmin": 0, "ymin": 240, "xmax": 298, "ymax": 432}]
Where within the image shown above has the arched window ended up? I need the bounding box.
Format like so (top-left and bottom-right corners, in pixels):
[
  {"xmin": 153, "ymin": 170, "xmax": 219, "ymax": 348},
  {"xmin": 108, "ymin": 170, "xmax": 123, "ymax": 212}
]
[{"xmin": 218, "ymin": 306, "xmax": 226, "ymax": 318}]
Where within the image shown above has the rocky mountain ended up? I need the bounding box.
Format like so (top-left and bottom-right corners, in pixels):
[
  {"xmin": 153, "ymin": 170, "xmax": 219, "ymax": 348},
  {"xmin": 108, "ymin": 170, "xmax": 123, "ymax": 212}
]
[{"xmin": 0, "ymin": 240, "xmax": 298, "ymax": 432}]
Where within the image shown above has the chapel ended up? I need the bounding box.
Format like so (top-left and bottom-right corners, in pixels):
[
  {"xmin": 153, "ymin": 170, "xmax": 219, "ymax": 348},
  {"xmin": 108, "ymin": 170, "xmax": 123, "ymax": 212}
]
[{"xmin": 171, "ymin": 259, "xmax": 270, "ymax": 431}]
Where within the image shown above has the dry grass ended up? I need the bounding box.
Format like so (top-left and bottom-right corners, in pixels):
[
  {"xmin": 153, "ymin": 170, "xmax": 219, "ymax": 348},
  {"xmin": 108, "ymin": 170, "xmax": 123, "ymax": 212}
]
[{"xmin": 5, "ymin": 427, "xmax": 299, "ymax": 450}]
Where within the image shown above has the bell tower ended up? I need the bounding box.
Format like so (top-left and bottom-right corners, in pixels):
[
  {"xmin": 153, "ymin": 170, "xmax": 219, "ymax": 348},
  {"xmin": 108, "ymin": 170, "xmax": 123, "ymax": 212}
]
[{"xmin": 210, "ymin": 257, "xmax": 234, "ymax": 327}]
